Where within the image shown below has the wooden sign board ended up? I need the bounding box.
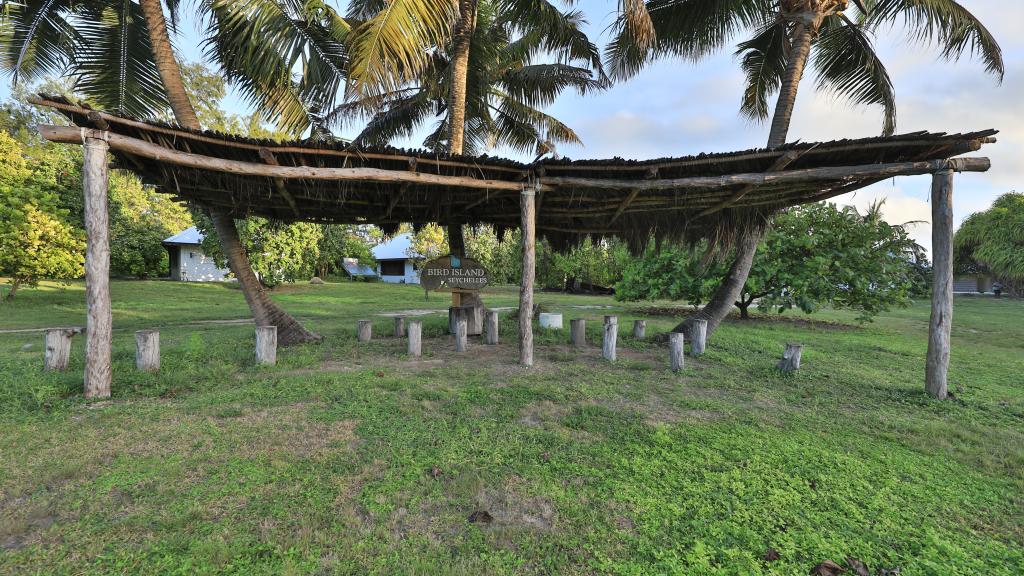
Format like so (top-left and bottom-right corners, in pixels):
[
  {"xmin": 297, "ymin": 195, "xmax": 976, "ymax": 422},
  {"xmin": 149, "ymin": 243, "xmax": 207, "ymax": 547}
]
[{"xmin": 421, "ymin": 255, "xmax": 490, "ymax": 292}]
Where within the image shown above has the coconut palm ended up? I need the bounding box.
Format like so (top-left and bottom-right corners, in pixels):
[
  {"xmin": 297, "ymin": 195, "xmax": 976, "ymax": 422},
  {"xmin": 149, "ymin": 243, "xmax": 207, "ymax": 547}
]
[
  {"xmin": 606, "ymin": 0, "xmax": 1003, "ymax": 336},
  {"xmin": 332, "ymin": 0, "xmax": 603, "ymax": 157},
  {"xmin": 0, "ymin": 0, "xmax": 351, "ymax": 345},
  {"xmin": 345, "ymin": 0, "xmax": 604, "ymax": 155}
]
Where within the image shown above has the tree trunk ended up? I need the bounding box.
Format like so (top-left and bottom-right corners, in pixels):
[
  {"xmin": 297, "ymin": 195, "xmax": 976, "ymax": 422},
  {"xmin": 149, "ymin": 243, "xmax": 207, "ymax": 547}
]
[
  {"xmin": 673, "ymin": 225, "xmax": 763, "ymax": 335},
  {"xmin": 738, "ymin": 299, "xmax": 751, "ymax": 319},
  {"xmin": 137, "ymin": 0, "xmax": 201, "ymax": 131},
  {"xmin": 448, "ymin": 0, "xmax": 478, "ymax": 155},
  {"xmin": 679, "ymin": 10, "xmax": 821, "ymax": 338},
  {"xmin": 4, "ymin": 279, "xmax": 18, "ymax": 301},
  {"xmin": 210, "ymin": 211, "xmax": 321, "ymax": 346},
  {"xmin": 138, "ymin": 0, "xmax": 317, "ymax": 346},
  {"xmin": 83, "ymin": 136, "xmax": 112, "ymax": 399},
  {"xmin": 926, "ymin": 170, "xmax": 954, "ymax": 399}
]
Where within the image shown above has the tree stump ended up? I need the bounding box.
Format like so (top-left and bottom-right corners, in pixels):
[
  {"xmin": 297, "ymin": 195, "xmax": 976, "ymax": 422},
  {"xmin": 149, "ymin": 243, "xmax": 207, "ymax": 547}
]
[
  {"xmin": 408, "ymin": 320, "xmax": 422, "ymax": 357},
  {"xmin": 454, "ymin": 308, "xmax": 468, "ymax": 352},
  {"xmin": 777, "ymin": 343, "xmax": 802, "ymax": 372},
  {"xmin": 484, "ymin": 310, "xmax": 499, "ymax": 345},
  {"xmin": 570, "ymin": 319, "xmax": 586, "ymax": 347},
  {"xmin": 135, "ymin": 330, "xmax": 160, "ymax": 372},
  {"xmin": 603, "ymin": 316, "xmax": 618, "ymax": 362},
  {"xmin": 44, "ymin": 328, "xmax": 75, "ymax": 372},
  {"xmin": 256, "ymin": 326, "xmax": 277, "ymax": 366},
  {"xmin": 633, "ymin": 319, "xmax": 646, "ymax": 339},
  {"xmin": 394, "ymin": 316, "xmax": 406, "ymax": 338},
  {"xmin": 688, "ymin": 319, "xmax": 708, "ymax": 356},
  {"xmin": 669, "ymin": 332, "xmax": 685, "ymax": 372},
  {"xmin": 357, "ymin": 320, "xmax": 372, "ymax": 342}
]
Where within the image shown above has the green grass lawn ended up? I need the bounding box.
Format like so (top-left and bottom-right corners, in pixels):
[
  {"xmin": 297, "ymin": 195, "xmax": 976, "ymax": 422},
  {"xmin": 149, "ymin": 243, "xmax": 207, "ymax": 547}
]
[{"xmin": 0, "ymin": 280, "xmax": 1021, "ymax": 575}]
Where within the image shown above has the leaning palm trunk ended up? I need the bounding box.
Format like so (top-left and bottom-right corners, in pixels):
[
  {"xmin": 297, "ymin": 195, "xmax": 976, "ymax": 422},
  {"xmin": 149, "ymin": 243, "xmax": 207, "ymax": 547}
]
[
  {"xmin": 676, "ymin": 12, "xmax": 819, "ymax": 335},
  {"xmin": 448, "ymin": 0, "xmax": 478, "ymax": 155},
  {"xmin": 138, "ymin": 0, "xmax": 319, "ymax": 345}
]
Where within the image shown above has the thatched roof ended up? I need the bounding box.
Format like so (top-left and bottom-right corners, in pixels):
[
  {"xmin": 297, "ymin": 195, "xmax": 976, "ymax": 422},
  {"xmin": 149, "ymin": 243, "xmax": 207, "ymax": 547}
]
[{"xmin": 34, "ymin": 95, "xmax": 996, "ymax": 249}]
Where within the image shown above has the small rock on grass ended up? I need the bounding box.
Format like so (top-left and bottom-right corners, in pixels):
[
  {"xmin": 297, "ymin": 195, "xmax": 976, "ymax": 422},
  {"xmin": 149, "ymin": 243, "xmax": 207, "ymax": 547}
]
[
  {"xmin": 310, "ymin": 277, "xmax": 325, "ymax": 285},
  {"xmin": 21, "ymin": 343, "xmax": 33, "ymax": 351},
  {"xmin": 845, "ymin": 557, "xmax": 870, "ymax": 576}
]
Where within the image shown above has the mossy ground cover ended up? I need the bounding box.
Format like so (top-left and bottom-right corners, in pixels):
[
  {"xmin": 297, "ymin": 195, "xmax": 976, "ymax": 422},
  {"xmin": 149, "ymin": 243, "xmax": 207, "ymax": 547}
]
[{"xmin": 0, "ymin": 280, "xmax": 1021, "ymax": 574}]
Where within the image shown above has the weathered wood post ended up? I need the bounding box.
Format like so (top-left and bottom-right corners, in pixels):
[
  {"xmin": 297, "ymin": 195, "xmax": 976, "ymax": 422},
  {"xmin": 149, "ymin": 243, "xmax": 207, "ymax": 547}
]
[
  {"xmin": 408, "ymin": 320, "xmax": 422, "ymax": 357},
  {"xmin": 688, "ymin": 319, "xmax": 708, "ymax": 356},
  {"xmin": 777, "ymin": 343, "xmax": 802, "ymax": 372},
  {"xmin": 256, "ymin": 326, "xmax": 277, "ymax": 366},
  {"xmin": 926, "ymin": 169, "xmax": 954, "ymax": 400},
  {"xmin": 135, "ymin": 330, "xmax": 160, "ymax": 372},
  {"xmin": 454, "ymin": 308, "xmax": 468, "ymax": 352},
  {"xmin": 394, "ymin": 316, "xmax": 406, "ymax": 338},
  {"xmin": 633, "ymin": 319, "xmax": 646, "ymax": 339},
  {"xmin": 603, "ymin": 315, "xmax": 617, "ymax": 362},
  {"xmin": 570, "ymin": 319, "xmax": 586, "ymax": 347},
  {"xmin": 519, "ymin": 179, "xmax": 537, "ymax": 366},
  {"xmin": 357, "ymin": 320, "xmax": 372, "ymax": 342},
  {"xmin": 669, "ymin": 332, "xmax": 685, "ymax": 372},
  {"xmin": 83, "ymin": 134, "xmax": 111, "ymax": 398},
  {"xmin": 484, "ymin": 310, "xmax": 499, "ymax": 345},
  {"xmin": 44, "ymin": 328, "xmax": 75, "ymax": 372}
]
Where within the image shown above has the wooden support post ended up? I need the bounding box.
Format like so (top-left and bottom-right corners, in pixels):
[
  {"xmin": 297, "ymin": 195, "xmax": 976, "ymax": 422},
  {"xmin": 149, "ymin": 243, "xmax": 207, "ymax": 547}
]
[
  {"xmin": 669, "ymin": 332, "xmax": 685, "ymax": 372},
  {"xmin": 394, "ymin": 316, "xmax": 406, "ymax": 338},
  {"xmin": 926, "ymin": 169, "xmax": 954, "ymax": 400},
  {"xmin": 688, "ymin": 319, "xmax": 708, "ymax": 356},
  {"xmin": 83, "ymin": 135, "xmax": 111, "ymax": 399},
  {"xmin": 357, "ymin": 320, "xmax": 373, "ymax": 342},
  {"xmin": 777, "ymin": 343, "xmax": 802, "ymax": 372},
  {"xmin": 135, "ymin": 330, "xmax": 160, "ymax": 372},
  {"xmin": 603, "ymin": 316, "xmax": 617, "ymax": 362},
  {"xmin": 454, "ymin": 308, "xmax": 468, "ymax": 352},
  {"xmin": 484, "ymin": 310, "xmax": 499, "ymax": 345},
  {"xmin": 570, "ymin": 319, "xmax": 586, "ymax": 347},
  {"xmin": 633, "ymin": 320, "xmax": 646, "ymax": 339},
  {"xmin": 519, "ymin": 181, "xmax": 537, "ymax": 366},
  {"xmin": 408, "ymin": 320, "xmax": 422, "ymax": 357},
  {"xmin": 256, "ymin": 326, "xmax": 277, "ymax": 366},
  {"xmin": 44, "ymin": 328, "xmax": 75, "ymax": 372}
]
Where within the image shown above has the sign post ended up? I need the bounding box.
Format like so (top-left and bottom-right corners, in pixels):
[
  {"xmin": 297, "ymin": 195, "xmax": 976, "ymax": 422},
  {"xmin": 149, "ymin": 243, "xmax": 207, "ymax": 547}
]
[{"xmin": 421, "ymin": 255, "xmax": 491, "ymax": 336}]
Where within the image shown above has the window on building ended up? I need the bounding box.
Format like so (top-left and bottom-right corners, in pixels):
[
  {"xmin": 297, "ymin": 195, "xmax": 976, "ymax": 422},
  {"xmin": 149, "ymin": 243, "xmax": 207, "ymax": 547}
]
[{"xmin": 380, "ymin": 260, "xmax": 405, "ymax": 276}]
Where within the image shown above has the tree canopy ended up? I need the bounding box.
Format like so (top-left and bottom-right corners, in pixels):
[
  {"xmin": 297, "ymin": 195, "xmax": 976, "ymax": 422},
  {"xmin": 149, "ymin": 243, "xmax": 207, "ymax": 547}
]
[
  {"xmin": 955, "ymin": 192, "xmax": 1024, "ymax": 295},
  {"xmin": 617, "ymin": 201, "xmax": 928, "ymax": 322}
]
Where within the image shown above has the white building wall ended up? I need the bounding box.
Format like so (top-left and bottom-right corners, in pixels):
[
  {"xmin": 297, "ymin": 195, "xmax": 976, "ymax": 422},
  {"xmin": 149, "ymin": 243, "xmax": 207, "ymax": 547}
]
[{"xmin": 178, "ymin": 245, "xmax": 230, "ymax": 282}]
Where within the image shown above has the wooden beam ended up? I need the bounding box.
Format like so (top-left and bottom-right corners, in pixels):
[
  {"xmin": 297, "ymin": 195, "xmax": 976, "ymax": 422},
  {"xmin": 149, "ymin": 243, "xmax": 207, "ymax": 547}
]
[
  {"xmin": 695, "ymin": 150, "xmax": 801, "ymax": 218},
  {"xmin": 83, "ymin": 135, "xmax": 112, "ymax": 399},
  {"xmin": 610, "ymin": 188, "xmax": 641, "ymax": 224},
  {"xmin": 541, "ymin": 157, "xmax": 991, "ymax": 191},
  {"xmin": 386, "ymin": 184, "xmax": 410, "ymax": 218},
  {"xmin": 30, "ymin": 97, "xmax": 528, "ymax": 175},
  {"xmin": 519, "ymin": 178, "xmax": 538, "ymax": 366},
  {"xmin": 39, "ymin": 126, "xmax": 531, "ymax": 192},
  {"xmin": 926, "ymin": 169, "xmax": 955, "ymax": 400}
]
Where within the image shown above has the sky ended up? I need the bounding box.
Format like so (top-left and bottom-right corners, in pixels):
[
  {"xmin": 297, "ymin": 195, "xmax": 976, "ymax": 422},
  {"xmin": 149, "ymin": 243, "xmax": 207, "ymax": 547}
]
[{"xmin": 2, "ymin": 1, "xmax": 1020, "ymax": 254}]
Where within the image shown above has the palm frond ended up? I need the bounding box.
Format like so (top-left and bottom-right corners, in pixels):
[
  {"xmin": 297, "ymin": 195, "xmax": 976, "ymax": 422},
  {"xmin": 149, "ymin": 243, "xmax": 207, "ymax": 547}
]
[
  {"xmin": 345, "ymin": 0, "xmax": 456, "ymax": 99},
  {"xmin": 74, "ymin": 0, "xmax": 170, "ymax": 118},
  {"xmin": 350, "ymin": 89, "xmax": 434, "ymax": 146},
  {"xmin": 499, "ymin": 0, "xmax": 606, "ymax": 83},
  {"xmin": 734, "ymin": 18, "xmax": 787, "ymax": 122},
  {"xmin": 605, "ymin": 0, "xmax": 775, "ymax": 81},
  {"xmin": 500, "ymin": 63, "xmax": 600, "ymax": 107},
  {"xmin": 0, "ymin": 0, "xmax": 77, "ymax": 85},
  {"xmin": 865, "ymin": 0, "xmax": 1003, "ymax": 81},
  {"xmin": 813, "ymin": 13, "xmax": 896, "ymax": 135},
  {"xmin": 202, "ymin": 0, "xmax": 350, "ymax": 135}
]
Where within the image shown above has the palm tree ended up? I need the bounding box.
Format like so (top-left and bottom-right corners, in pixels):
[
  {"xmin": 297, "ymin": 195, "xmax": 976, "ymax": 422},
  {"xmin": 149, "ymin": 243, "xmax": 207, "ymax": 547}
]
[
  {"xmin": 345, "ymin": 0, "xmax": 603, "ymax": 155},
  {"xmin": 1, "ymin": 0, "xmax": 350, "ymax": 345},
  {"xmin": 332, "ymin": 0, "xmax": 603, "ymax": 157},
  {"xmin": 607, "ymin": 0, "xmax": 1003, "ymax": 336}
]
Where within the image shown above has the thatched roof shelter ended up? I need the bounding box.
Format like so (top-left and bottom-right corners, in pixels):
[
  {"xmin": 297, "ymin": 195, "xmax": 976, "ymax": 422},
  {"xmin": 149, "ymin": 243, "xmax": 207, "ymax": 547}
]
[
  {"xmin": 35, "ymin": 96, "xmax": 994, "ymax": 249},
  {"xmin": 32, "ymin": 95, "xmax": 995, "ymax": 394}
]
